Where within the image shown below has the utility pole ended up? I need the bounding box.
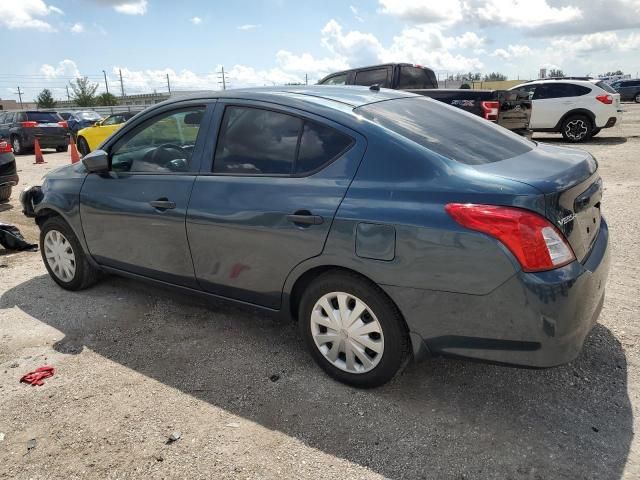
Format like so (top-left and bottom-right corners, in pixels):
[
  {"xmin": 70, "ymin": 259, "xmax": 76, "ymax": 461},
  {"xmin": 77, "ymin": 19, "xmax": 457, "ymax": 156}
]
[
  {"xmin": 218, "ymin": 66, "xmax": 226, "ymax": 90},
  {"xmin": 166, "ymin": 73, "xmax": 171, "ymax": 94},
  {"xmin": 66, "ymin": 85, "xmax": 70, "ymax": 101},
  {"xmin": 119, "ymin": 68, "xmax": 125, "ymax": 97},
  {"xmin": 16, "ymin": 87, "xmax": 23, "ymax": 109},
  {"xmin": 305, "ymin": 73, "xmax": 308, "ymax": 85},
  {"xmin": 102, "ymin": 70, "xmax": 109, "ymax": 94}
]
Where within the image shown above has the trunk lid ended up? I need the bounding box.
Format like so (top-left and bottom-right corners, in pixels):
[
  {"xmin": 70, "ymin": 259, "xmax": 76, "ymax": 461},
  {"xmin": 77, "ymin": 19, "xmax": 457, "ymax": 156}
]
[
  {"xmin": 25, "ymin": 111, "xmax": 66, "ymax": 137},
  {"xmin": 475, "ymin": 143, "xmax": 602, "ymax": 262}
]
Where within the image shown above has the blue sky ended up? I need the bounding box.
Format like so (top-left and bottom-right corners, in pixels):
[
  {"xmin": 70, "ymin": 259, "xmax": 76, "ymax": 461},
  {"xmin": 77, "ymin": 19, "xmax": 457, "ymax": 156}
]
[{"xmin": 1, "ymin": 0, "xmax": 639, "ymax": 102}]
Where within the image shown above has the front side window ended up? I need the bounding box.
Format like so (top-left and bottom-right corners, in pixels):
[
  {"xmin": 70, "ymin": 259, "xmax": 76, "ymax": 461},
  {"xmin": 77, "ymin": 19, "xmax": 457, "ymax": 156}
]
[
  {"xmin": 110, "ymin": 107, "xmax": 205, "ymax": 173},
  {"xmin": 213, "ymin": 106, "xmax": 353, "ymax": 176},
  {"xmin": 321, "ymin": 73, "xmax": 348, "ymax": 85},
  {"xmin": 102, "ymin": 114, "xmax": 126, "ymax": 126},
  {"xmin": 354, "ymin": 68, "xmax": 390, "ymax": 87}
]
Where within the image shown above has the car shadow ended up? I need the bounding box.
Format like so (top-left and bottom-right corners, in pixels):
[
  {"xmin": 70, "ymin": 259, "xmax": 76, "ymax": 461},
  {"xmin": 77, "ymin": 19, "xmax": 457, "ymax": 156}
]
[
  {"xmin": 0, "ymin": 274, "xmax": 632, "ymax": 479},
  {"xmin": 0, "ymin": 203, "xmax": 13, "ymax": 213},
  {"xmin": 534, "ymin": 136, "xmax": 628, "ymax": 146}
]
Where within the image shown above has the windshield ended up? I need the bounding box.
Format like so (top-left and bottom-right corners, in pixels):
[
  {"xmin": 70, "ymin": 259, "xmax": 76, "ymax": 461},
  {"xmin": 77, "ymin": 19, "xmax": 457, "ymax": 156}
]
[
  {"xmin": 356, "ymin": 97, "xmax": 533, "ymax": 165},
  {"xmin": 25, "ymin": 112, "xmax": 62, "ymax": 123},
  {"xmin": 76, "ymin": 111, "xmax": 101, "ymax": 120}
]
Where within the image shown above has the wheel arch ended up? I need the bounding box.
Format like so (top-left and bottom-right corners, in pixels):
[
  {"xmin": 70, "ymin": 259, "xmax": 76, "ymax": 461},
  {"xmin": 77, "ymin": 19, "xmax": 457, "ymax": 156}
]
[{"xmin": 554, "ymin": 108, "xmax": 596, "ymax": 131}]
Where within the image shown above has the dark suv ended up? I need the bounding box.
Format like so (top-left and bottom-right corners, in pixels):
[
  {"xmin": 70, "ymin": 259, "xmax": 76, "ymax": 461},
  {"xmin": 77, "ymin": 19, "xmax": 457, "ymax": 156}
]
[
  {"xmin": 611, "ymin": 79, "xmax": 640, "ymax": 102},
  {"xmin": 0, "ymin": 111, "xmax": 69, "ymax": 155}
]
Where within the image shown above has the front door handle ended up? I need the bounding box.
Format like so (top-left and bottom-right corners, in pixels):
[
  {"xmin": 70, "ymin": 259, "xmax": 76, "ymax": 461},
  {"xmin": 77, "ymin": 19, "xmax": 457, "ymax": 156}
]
[
  {"xmin": 149, "ymin": 199, "xmax": 176, "ymax": 211},
  {"xmin": 287, "ymin": 211, "xmax": 324, "ymax": 226}
]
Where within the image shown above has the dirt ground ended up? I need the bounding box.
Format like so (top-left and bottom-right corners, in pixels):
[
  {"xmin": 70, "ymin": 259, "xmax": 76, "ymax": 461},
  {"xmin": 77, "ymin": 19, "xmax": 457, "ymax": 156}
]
[{"xmin": 1, "ymin": 106, "xmax": 639, "ymax": 480}]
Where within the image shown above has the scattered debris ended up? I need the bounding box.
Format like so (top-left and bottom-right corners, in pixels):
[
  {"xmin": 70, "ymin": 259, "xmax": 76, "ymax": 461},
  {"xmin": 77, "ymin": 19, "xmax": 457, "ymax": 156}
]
[
  {"xmin": 0, "ymin": 257, "xmax": 7, "ymax": 268},
  {"xmin": 20, "ymin": 365, "xmax": 55, "ymax": 386},
  {"xmin": 0, "ymin": 432, "xmax": 5, "ymax": 442},
  {"xmin": 166, "ymin": 431, "xmax": 181, "ymax": 444},
  {"xmin": 0, "ymin": 223, "xmax": 38, "ymax": 251},
  {"xmin": 592, "ymin": 426, "xmax": 600, "ymax": 433},
  {"xmin": 27, "ymin": 438, "xmax": 37, "ymax": 452},
  {"xmin": 225, "ymin": 422, "xmax": 240, "ymax": 428},
  {"xmin": 9, "ymin": 362, "xmax": 18, "ymax": 368},
  {"xmin": 153, "ymin": 454, "xmax": 164, "ymax": 462},
  {"xmin": 269, "ymin": 374, "xmax": 280, "ymax": 382}
]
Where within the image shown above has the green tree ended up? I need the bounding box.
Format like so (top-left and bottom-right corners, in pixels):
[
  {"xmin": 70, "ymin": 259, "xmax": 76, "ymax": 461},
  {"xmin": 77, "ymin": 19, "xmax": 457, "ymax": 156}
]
[
  {"xmin": 36, "ymin": 88, "xmax": 56, "ymax": 108},
  {"xmin": 603, "ymin": 70, "xmax": 624, "ymax": 76},
  {"xmin": 96, "ymin": 92, "xmax": 118, "ymax": 106},
  {"xmin": 69, "ymin": 76, "xmax": 98, "ymax": 107},
  {"xmin": 483, "ymin": 72, "xmax": 507, "ymax": 81},
  {"xmin": 548, "ymin": 69, "xmax": 565, "ymax": 78}
]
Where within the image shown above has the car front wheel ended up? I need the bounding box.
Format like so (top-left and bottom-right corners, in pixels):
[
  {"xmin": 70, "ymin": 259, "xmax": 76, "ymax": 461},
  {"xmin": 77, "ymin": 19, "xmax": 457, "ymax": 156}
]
[
  {"xmin": 561, "ymin": 115, "xmax": 592, "ymax": 142},
  {"xmin": 77, "ymin": 137, "xmax": 90, "ymax": 156},
  {"xmin": 299, "ymin": 271, "xmax": 410, "ymax": 388},
  {"xmin": 0, "ymin": 185, "xmax": 11, "ymax": 203},
  {"xmin": 40, "ymin": 216, "xmax": 100, "ymax": 290},
  {"xmin": 11, "ymin": 136, "xmax": 24, "ymax": 155}
]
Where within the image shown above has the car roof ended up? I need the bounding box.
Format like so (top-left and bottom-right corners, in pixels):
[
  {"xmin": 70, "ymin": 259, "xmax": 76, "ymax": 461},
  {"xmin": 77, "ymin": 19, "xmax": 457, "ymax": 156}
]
[
  {"xmin": 163, "ymin": 86, "xmax": 419, "ymax": 109},
  {"xmin": 522, "ymin": 79, "xmax": 596, "ymax": 86}
]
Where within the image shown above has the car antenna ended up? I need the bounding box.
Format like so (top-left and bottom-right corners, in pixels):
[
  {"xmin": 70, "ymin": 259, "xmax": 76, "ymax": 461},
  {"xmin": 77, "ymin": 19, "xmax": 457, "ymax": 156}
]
[{"xmin": 369, "ymin": 84, "xmax": 380, "ymax": 91}]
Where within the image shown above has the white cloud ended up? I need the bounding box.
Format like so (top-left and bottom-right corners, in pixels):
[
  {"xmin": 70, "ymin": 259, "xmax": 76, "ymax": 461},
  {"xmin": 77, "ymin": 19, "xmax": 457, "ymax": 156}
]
[
  {"xmin": 237, "ymin": 24, "xmax": 260, "ymax": 30},
  {"xmin": 113, "ymin": 0, "xmax": 147, "ymax": 15},
  {"xmin": 321, "ymin": 19, "xmax": 385, "ymax": 66},
  {"xmin": 40, "ymin": 59, "xmax": 81, "ymax": 79},
  {"xmin": 349, "ymin": 5, "xmax": 364, "ymax": 22},
  {"xmin": 550, "ymin": 31, "xmax": 635, "ymax": 57},
  {"xmin": 378, "ymin": 0, "xmax": 463, "ymax": 25},
  {"xmin": 276, "ymin": 50, "xmax": 349, "ymax": 76},
  {"xmin": 190, "ymin": 16, "xmax": 202, "ymax": 25},
  {"xmin": 490, "ymin": 44, "xmax": 532, "ymax": 60},
  {"xmin": 70, "ymin": 22, "xmax": 84, "ymax": 33},
  {"xmin": 0, "ymin": 0, "xmax": 63, "ymax": 31},
  {"xmin": 475, "ymin": 0, "xmax": 581, "ymax": 28}
]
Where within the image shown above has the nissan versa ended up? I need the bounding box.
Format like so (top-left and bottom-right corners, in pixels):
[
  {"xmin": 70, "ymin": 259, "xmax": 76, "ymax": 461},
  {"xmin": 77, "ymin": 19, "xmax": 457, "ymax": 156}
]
[{"xmin": 20, "ymin": 86, "xmax": 610, "ymax": 388}]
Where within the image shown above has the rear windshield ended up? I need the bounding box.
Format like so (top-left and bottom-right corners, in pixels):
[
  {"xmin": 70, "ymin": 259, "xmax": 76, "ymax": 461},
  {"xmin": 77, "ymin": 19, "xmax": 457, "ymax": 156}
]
[
  {"xmin": 398, "ymin": 66, "xmax": 438, "ymax": 89},
  {"xmin": 596, "ymin": 81, "xmax": 617, "ymax": 94},
  {"xmin": 356, "ymin": 97, "xmax": 533, "ymax": 165},
  {"xmin": 25, "ymin": 112, "xmax": 61, "ymax": 123}
]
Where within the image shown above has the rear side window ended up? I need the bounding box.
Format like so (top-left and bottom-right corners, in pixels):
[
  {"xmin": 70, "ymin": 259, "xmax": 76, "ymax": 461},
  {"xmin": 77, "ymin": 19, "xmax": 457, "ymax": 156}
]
[
  {"xmin": 320, "ymin": 73, "xmax": 348, "ymax": 85},
  {"xmin": 398, "ymin": 66, "xmax": 438, "ymax": 89},
  {"xmin": 25, "ymin": 112, "xmax": 62, "ymax": 123},
  {"xmin": 356, "ymin": 97, "xmax": 533, "ymax": 165},
  {"xmin": 214, "ymin": 106, "xmax": 353, "ymax": 175},
  {"xmin": 296, "ymin": 122, "xmax": 353, "ymax": 174},
  {"xmin": 534, "ymin": 83, "xmax": 591, "ymax": 99},
  {"xmin": 354, "ymin": 68, "xmax": 390, "ymax": 87}
]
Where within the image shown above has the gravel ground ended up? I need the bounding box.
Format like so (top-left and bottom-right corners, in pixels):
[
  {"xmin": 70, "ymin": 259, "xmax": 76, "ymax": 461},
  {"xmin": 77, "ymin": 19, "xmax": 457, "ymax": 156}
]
[{"xmin": 1, "ymin": 106, "xmax": 639, "ymax": 479}]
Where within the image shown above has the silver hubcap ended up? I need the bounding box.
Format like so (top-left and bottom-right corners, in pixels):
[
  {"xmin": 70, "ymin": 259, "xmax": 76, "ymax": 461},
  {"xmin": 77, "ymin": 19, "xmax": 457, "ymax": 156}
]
[
  {"xmin": 310, "ymin": 292, "xmax": 384, "ymax": 374},
  {"xmin": 12, "ymin": 138, "xmax": 19, "ymax": 152},
  {"xmin": 565, "ymin": 119, "xmax": 588, "ymax": 140},
  {"xmin": 44, "ymin": 230, "xmax": 76, "ymax": 282}
]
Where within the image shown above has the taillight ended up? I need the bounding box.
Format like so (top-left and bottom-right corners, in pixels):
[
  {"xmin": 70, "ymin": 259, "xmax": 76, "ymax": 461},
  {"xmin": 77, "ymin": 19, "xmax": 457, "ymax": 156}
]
[
  {"xmin": 480, "ymin": 101, "xmax": 499, "ymax": 121},
  {"xmin": 0, "ymin": 140, "xmax": 11, "ymax": 153},
  {"xmin": 21, "ymin": 121, "xmax": 38, "ymax": 128},
  {"xmin": 58, "ymin": 121, "xmax": 68, "ymax": 128},
  {"xmin": 445, "ymin": 203, "xmax": 575, "ymax": 272},
  {"xmin": 596, "ymin": 94, "xmax": 613, "ymax": 104}
]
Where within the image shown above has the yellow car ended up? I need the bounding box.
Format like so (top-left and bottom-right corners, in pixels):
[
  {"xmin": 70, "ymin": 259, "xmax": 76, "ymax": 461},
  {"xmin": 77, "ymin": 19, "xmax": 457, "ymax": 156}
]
[{"xmin": 76, "ymin": 112, "xmax": 139, "ymax": 155}]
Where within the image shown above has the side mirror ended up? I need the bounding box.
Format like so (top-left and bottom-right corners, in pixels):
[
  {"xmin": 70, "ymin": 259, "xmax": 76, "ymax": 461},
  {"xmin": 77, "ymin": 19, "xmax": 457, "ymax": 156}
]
[
  {"xmin": 82, "ymin": 149, "xmax": 109, "ymax": 173},
  {"xmin": 93, "ymin": 120, "xmax": 102, "ymax": 127}
]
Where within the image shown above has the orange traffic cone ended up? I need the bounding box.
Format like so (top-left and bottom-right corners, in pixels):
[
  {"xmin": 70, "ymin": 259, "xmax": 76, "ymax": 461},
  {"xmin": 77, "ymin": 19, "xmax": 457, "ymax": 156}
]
[
  {"xmin": 69, "ymin": 136, "xmax": 80, "ymax": 164},
  {"xmin": 33, "ymin": 137, "xmax": 46, "ymax": 164}
]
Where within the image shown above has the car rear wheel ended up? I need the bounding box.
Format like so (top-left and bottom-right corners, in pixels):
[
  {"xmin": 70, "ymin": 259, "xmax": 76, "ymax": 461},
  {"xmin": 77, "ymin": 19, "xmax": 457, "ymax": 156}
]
[
  {"xmin": 0, "ymin": 185, "xmax": 11, "ymax": 203},
  {"xmin": 561, "ymin": 115, "xmax": 592, "ymax": 142},
  {"xmin": 635, "ymin": 93, "xmax": 640, "ymax": 103},
  {"xmin": 299, "ymin": 271, "xmax": 410, "ymax": 388},
  {"xmin": 40, "ymin": 216, "xmax": 101, "ymax": 291},
  {"xmin": 77, "ymin": 137, "xmax": 90, "ymax": 156},
  {"xmin": 11, "ymin": 136, "xmax": 24, "ymax": 155}
]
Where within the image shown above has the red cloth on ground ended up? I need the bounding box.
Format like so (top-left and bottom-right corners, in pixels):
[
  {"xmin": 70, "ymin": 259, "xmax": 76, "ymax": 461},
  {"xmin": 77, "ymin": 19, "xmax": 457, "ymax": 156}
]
[{"xmin": 20, "ymin": 365, "xmax": 55, "ymax": 386}]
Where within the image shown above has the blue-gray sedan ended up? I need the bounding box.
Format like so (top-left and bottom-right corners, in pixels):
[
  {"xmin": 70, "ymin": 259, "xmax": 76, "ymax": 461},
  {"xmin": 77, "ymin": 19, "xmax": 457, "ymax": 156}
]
[{"xmin": 21, "ymin": 86, "xmax": 610, "ymax": 388}]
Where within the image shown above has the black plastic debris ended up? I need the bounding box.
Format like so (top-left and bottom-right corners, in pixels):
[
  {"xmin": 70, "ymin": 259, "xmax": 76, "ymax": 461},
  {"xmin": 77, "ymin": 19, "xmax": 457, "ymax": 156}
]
[{"xmin": 0, "ymin": 223, "xmax": 37, "ymax": 251}]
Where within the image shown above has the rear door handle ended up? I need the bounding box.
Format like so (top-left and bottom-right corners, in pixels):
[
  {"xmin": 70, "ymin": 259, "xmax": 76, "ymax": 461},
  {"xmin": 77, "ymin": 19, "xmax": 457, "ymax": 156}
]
[
  {"xmin": 149, "ymin": 199, "xmax": 176, "ymax": 211},
  {"xmin": 287, "ymin": 211, "xmax": 324, "ymax": 226}
]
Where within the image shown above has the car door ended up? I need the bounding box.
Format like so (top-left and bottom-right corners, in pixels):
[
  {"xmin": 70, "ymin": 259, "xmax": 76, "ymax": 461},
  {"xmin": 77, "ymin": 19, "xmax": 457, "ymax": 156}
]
[
  {"xmin": 186, "ymin": 100, "xmax": 366, "ymax": 309},
  {"xmin": 79, "ymin": 102, "xmax": 213, "ymax": 288},
  {"xmin": 530, "ymin": 84, "xmax": 570, "ymax": 128},
  {"xmin": 87, "ymin": 114, "xmax": 125, "ymax": 150}
]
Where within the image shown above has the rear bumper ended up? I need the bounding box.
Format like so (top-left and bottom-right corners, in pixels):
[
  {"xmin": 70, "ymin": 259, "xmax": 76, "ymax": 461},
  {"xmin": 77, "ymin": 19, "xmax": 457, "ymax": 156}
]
[
  {"xmin": 383, "ymin": 218, "xmax": 610, "ymax": 367},
  {"xmin": 21, "ymin": 131, "xmax": 69, "ymax": 149}
]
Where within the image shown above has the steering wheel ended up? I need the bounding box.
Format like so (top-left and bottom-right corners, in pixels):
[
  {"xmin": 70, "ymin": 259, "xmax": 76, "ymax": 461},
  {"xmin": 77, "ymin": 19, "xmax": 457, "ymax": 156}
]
[{"xmin": 145, "ymin": 143, "xmax": 188, "ymax": 168}]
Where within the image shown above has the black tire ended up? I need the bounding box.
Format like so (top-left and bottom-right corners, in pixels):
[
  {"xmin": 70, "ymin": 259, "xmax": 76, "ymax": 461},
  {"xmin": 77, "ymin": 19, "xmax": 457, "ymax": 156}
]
[
  {"xmin": 39, "ymin": 216, "xmax": 101, "ymax": 291},
  {"xmin": 77, "ymin": 137, "xmax": 90, "ymax": 156},
  {"xmin": 11, "ymin": 135, "xmax": 25, "ymax": 155},
  {"xmin": 591, "ymin": 128, "xmax": 601, "ymax": 137},
  {"xmin": 299, "ymin": 271, "xmax": 410, "ymax": 388},
  {"xmin": 0, "ymin": 185, "xmax": 11, "ymax": 203},
  {"xmin": 561, "ymin": 114, "xmax": 593, "ymax": 142},
  {"xmin": 56, "ymin": 145, "xmax": 69, "ymax": 153},
  {"xmin": 635, "ymin": 93, "xmax": 640, "ymax": 103}
]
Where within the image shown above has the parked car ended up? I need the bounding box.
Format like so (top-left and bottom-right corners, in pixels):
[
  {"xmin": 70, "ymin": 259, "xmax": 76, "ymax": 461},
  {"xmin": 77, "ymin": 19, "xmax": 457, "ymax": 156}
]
[
  {"xmin": 76, "ymin": 112, "xmax": 139, "ymax": 156},
  {"xmin": 63, "ymin": 110, "xmax": 103, "ymax": 137},
  {"xmin": 610, "ymin": 79, "xmax": 640, "ymax": 103},
  {"xmin": 0, "ymin": 137, "xmax": 18, "ymax": 202},
  {"xmin": 318, "ymin": 63, "xmax": 532, "ymax": 137},
  {"xmin": 21, "ymin": 87, "xmax": 609, "ymax": 388},
  {"xmin": 0, "ymin": 110, "xmax": 69, "ymax": 155},
  {"xmin": 510, "ymin": 79, "xmax": 622, "ymax": 142}
]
